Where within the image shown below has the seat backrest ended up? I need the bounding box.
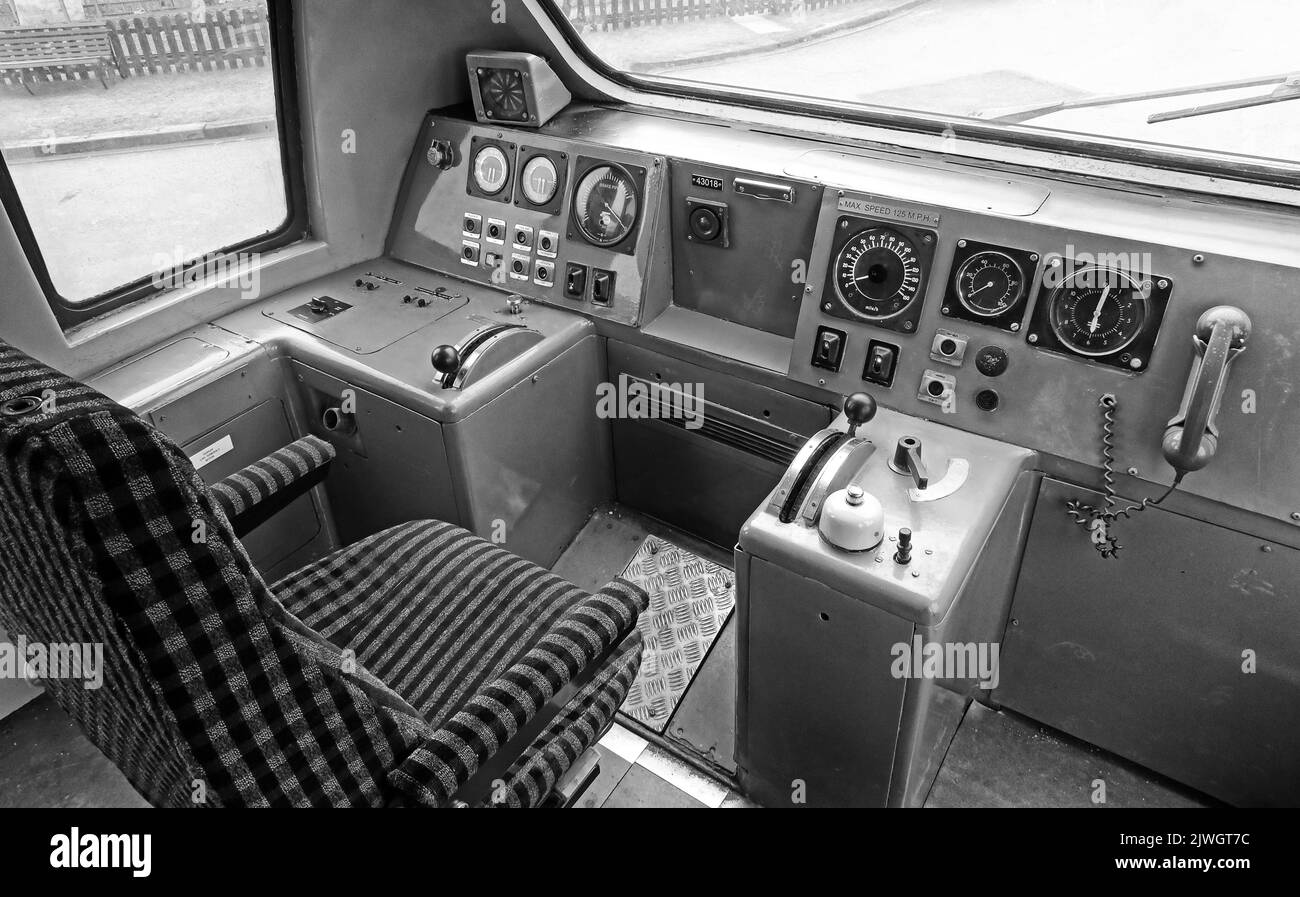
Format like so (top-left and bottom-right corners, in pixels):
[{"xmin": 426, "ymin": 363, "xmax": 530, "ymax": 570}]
[{"xmin": 0, "ymin": 340, "xmax": 418, "ymax": 807}]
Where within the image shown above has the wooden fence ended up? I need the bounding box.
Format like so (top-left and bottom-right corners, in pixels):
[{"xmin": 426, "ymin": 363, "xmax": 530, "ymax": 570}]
[
  {"xmin": 105, "ymin": 7, "xmax": 268, "ymax": 75},
  {"xmin": 558, "ymin": 0, "xmax": 868, "ymax": 30},
  {"xmin": 83, "ymin": 0, "xmax": 186, "ymax": 17}
]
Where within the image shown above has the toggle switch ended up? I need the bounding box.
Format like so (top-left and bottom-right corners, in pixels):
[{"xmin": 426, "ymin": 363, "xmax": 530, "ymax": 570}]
[
  {"xmin": 864, "ymin": 339, "xmax": 899, "ymax": 387},
  {"xmin": 812, "ymin": 326, "xmax": 847, "ymax": 372},
  {"xmin": 591, "ymin": 269, "xmax": 616, "ymax": 305},
  {"xmin": 564, "ymin": 262, "xmax": 587, "ymax": 299}
]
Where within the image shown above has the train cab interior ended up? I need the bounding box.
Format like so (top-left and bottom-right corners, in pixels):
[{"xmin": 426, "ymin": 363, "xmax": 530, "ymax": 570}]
[{"xmin": 0, "ymin": 0, "xmax": 1297, "ymax": 810}]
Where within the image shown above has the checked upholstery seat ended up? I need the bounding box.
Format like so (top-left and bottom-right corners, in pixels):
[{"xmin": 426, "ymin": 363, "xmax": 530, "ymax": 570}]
[{"xmin": 0, "ymin": 340, "xmax": 646, "ymax": 807}]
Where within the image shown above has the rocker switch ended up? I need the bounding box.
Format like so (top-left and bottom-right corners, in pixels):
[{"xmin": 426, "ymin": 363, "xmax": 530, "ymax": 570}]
[{"xmin": 812, "ymin": 326, "xmax": 847, "ymax": 372}]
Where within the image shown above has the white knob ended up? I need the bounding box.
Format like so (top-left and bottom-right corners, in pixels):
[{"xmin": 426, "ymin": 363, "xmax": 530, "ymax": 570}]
[{"xmin": 819, "ymin": 486, "xmax": 885, "ymax": 552}]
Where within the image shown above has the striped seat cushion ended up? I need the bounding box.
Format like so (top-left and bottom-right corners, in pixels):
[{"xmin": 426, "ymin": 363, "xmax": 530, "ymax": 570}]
[{"xmin": 273, "ymin": 520, "xmax": 646, "ymax": 729}]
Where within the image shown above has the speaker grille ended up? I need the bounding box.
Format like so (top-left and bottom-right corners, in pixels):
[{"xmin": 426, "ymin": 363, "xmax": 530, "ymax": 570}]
[{"xmin": 477, "ymin": 67, "xmax": 529, "ymax": 122}]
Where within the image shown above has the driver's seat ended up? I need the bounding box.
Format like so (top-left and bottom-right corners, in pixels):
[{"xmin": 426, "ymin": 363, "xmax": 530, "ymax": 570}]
[{"xmin": 0, "ymin": 339, "xmax": 645, "ymax": 807}]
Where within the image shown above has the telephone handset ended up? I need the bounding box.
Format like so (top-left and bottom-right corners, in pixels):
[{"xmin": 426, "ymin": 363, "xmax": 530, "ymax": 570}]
[{"xmin": 1069, "ymin": 305, "xmax": 1251, "ymax": 558}]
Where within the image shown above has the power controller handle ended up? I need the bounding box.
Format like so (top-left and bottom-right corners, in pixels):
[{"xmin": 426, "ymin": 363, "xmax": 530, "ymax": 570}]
[{"xmin": 1161, "ymin": 305, "xmax": 1251, "ymax": 476}]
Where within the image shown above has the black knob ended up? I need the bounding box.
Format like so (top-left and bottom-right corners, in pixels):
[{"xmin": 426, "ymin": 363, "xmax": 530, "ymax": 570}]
[
  {"xmin": 843, "ymin": 392, "xmax": 877, "ymax": 436},
  {"xmin": 894, "ymin": 528, "xmax": 913, "ymax": 565},
  {"xmin": 431, "ymin": 345, "xmax": 461, "ymax": 377}
]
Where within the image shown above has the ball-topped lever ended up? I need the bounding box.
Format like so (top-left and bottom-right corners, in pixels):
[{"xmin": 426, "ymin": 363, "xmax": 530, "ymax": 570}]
[
  {"xmin": 843, "ymin": 392, "xmax": 877, "ymax": 437},
  {"xmin": 431, "ymin": 344, "xmax": 462, "ymax": 379}
]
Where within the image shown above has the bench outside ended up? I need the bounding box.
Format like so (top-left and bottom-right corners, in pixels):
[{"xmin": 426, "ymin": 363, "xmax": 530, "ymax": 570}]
[{"xmin": 0, "ymin": 22, "xmax": 126, "ymax": 92}]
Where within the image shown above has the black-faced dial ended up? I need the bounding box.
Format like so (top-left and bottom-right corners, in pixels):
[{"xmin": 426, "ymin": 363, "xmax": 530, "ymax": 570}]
[
  {"xmin": 956, "ymin": 250, "xmax": 1025, "ymax": 318},
  {"xmin": 1047, "ymin": 267, "xmax": 1149, "ymax": 357},
  {"xmin": 572, "ymin": 163, "xmax": 639, "ymax": 247},
  {"xmin": 833, "ymin": 227, "xmax": 923, "ymax": 320}
]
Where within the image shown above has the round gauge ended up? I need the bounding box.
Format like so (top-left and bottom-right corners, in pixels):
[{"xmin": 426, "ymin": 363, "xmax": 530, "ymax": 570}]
[
  {"xmin": 572, "ymin": 164, "xmax": 639, "ymax": 247},
  {"xmin": 520, "ymin": 154, "xmax": 559, "ymax": 206},
  {"xmin": 956, "ymin": 250, "xmax": 1025, "ymax": 318},
  {"xmin": 1046, "ymin": 267, "xmax": 1149, "ymax": 357},
  {"xmin": 472, "ymin": 145, "xmax": 510, "ymax": 196},
  {"xmin": 833, "ymin": 226, "xmax": 924, "ymax": 320}
]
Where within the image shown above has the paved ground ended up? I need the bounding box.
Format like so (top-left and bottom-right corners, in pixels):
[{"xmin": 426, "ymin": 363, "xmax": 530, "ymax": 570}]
[
  {"xmin": 8, "ymin": 135, "xmax": 285, "ymax": 301},
  {"xmin": 0, "ymin": 67, "xmax": 275, "ymax": 144}
]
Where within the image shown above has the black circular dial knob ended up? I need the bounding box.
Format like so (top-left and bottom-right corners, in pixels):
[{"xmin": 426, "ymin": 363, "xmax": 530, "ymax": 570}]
[
  {"xmin": 833, "ymin": 226, "xmax": 923, "ymax": 321},
  {"xmin": 975, "ymin": 345, "xmax": 1009, "ymax": 377}
]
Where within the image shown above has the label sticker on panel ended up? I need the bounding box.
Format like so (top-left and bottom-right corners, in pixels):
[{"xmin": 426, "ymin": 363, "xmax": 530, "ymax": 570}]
[{"xmin": 190, "ymin": 434, "xmax": 234, "ymax": 470}]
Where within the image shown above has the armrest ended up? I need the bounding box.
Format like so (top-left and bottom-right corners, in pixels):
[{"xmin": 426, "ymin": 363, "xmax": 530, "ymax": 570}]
[
  {"xmin": 209, "ymin": 435, "xmax": 334, "ymax": 538},
  {"xmin": 388, "ymin": 578, "xmax": 648, "ymax": 807}
]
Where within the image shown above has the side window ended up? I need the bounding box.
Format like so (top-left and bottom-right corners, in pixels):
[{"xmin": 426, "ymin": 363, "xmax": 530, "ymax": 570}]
[{"xmin": 0, "ymin": 0, "xmax": 303, "ymax": 324}]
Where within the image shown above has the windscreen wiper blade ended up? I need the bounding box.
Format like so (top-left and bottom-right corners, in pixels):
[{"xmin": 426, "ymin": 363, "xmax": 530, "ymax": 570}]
[
  {"xmin": 1147, "ymin": 75, "xmax": 1300, "ymax": 123},
  {"xmin": 975, "ymin": 73, "xmax": 1298, "ymax": 125}
]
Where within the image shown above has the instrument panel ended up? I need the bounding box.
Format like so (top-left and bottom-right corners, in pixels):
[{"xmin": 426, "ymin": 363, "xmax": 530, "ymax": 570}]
[
  {"xmin": 390, "ymin": 115, "xmax": 670, "ymax": 328},
  {"xmin": 385, "ymin": 106, "xmax": 1300, "ymax": 529}
]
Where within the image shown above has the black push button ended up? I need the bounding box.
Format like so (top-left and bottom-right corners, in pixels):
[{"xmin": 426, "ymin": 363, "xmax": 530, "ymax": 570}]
[
  {"xmin": 565, "ymin": 263, "xmax": 587, "ymax": 299},
  {"xmin": 812, "ymin": 326, "xmax": 847, "ymax": 372},
  {"xmin": 591, "ymin": 269, "xmax": 615, "ymax": 305},
  {"xmin": 975, "ymin": 345, "xmax": 1009, "ymax": 377}
]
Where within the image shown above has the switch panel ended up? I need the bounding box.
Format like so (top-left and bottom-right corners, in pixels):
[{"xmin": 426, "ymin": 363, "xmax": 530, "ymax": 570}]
[
  {"xmin": 864, "ymin": 339, "xmax": 900, "ymax": 387},
  {"xmin": 812, "ymin": 325, "xmax": 847, "ymax": 372}
]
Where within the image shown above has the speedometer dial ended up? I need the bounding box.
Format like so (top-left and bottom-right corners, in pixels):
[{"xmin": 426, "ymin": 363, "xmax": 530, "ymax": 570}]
[
  {"xmin": 833, "ymin": 227, "xmax": 923, "ymax": 320},
  {"xmin": 572, "ymin": 163, "xmax": 639, "ymax": 247},
  {"xmin": 1047, "ymin": 267, "xmax": 1149, "ymax": 357},
  {"xmin": 956, "ymin": 251, "xmax": 1025, "ymax": 318}
]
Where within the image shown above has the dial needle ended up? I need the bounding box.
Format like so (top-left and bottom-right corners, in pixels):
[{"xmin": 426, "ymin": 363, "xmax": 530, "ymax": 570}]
[
  {"xmin": 1088, "ymin": 286, "xmax": 1110, "ymax": 334},
  {"xmin": 969, "ymin": 281, "xmax": 995, "ymax": 296}
]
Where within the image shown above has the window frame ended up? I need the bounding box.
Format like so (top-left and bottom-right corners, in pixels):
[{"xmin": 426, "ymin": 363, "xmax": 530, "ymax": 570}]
[
  {"xmin": 0, "ymin": 0, "xmax": 308, "ymax": 330},
  {"xmin": 535, "ymin": 1, "xmax": 1300, "ymax": 197}
]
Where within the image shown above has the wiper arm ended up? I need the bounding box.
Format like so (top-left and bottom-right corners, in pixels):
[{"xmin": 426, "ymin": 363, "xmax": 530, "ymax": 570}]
[
  {"xmin": 975, "ymin": 72, "xmax": 1299, "ymax": 125},
  {"xmin": 1148, "ymin": 75, "xmax": 1300, "ymax": 123}
]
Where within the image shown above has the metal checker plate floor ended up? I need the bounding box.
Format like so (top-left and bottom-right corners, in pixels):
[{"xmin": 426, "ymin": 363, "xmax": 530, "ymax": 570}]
[{"xmin": 619, "ymin": 535, "xmax": 735, "ymax": 732}]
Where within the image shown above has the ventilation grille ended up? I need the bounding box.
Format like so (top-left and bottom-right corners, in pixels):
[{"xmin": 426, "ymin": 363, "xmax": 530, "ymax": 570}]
[{"xmin": 648, "ymin": 396, "xmax": 798, "ymax": 467}]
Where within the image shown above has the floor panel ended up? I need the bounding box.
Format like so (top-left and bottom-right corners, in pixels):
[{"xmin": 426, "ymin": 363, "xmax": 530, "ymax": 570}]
[{"xmin": 925, "ymin": 702, "xmax": 1218, "ymax": 808}]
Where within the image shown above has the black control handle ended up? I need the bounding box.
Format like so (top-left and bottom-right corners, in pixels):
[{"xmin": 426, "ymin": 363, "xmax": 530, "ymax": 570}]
[
  {"xmin": 843, "ymin": 392, "xmax": 877, "ymax": 437},
  {"xmin": 431, "ymin": 344, "xmax": 462, "ymax": 377},
  {"xmin": 892, "ymin": 436, "xmax": 929, "ymax": 491}
]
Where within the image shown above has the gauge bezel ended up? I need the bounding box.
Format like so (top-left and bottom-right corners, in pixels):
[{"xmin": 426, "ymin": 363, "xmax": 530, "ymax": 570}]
[
  {"xmin": 820, "ymin": 216, "xmax": 937, "ymax": 335},
  {"xmin": 465, "ymin": 136, "xmax": 516, "ymax": 203},
  {"xmin": 1024, "ymin": 261, "xmax": 1173, "ymax": 374},
  {"xmin": 1047, "ymin": 267, "xmax": 1148, "ymax": 357},
  {"xmin": 956, "ymin": 250, "xmax": 1026, "ymax": 318},
  {"xmin": 941, "ymin": 239, "xmax": 1040, "ymax": 332},
  {"xmin": 514, "ymin": 147, "xmax": 568, "ymax": 216},
  {"xmin": 567, "ymin": 157, "xmax": 646, "ymax": 255}
]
